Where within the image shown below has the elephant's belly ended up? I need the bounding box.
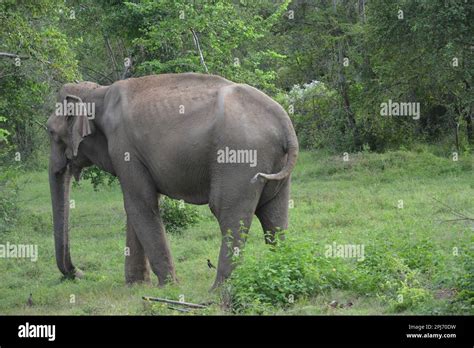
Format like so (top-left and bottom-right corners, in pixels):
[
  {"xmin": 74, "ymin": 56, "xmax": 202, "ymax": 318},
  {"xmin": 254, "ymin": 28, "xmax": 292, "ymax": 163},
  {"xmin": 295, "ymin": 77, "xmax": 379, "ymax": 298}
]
[
  {"xmin": 164, "ymin": 192, "xmax": 210, "ymax": 205},
  {"xmin": 148, "ymin": 157, "xmax": 212, "ymax": 205},
  {"xmin": 128, "ymin": 108, "xmax": 216, "ymax": 205},
  {"xmin": 156, "ymin": 182, "xmax": 211, "ymax": 205}
]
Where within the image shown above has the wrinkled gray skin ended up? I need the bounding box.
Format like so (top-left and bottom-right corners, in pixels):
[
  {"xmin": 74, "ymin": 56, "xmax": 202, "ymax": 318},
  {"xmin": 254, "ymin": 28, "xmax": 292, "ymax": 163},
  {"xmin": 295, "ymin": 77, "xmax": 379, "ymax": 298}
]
[{"xmin": 47, "ymin": 73, "xmax": 298, "ymax": 288}]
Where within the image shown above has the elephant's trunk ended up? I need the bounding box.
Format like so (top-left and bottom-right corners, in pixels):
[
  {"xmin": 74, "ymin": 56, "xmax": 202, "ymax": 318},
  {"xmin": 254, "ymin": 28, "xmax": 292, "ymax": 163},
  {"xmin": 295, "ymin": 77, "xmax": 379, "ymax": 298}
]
[{"xmin": 49, "ymin": 161, "xmax": 80, "ymax": 278}]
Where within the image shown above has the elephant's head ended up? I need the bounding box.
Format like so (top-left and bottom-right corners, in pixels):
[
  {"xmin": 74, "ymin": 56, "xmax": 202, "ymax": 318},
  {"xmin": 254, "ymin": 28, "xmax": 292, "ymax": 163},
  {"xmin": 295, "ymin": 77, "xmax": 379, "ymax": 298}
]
[{"xmin": 46, "ymin": 82, "xmax": 113, "ymax": 278}]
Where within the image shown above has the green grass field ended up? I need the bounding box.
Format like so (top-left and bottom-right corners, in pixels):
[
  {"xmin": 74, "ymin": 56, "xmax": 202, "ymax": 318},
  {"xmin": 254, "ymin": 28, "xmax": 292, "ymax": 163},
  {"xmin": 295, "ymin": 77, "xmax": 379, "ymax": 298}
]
[{"xmin": 0, "ymin": 148, "xmax": 473, "ymax": 315}]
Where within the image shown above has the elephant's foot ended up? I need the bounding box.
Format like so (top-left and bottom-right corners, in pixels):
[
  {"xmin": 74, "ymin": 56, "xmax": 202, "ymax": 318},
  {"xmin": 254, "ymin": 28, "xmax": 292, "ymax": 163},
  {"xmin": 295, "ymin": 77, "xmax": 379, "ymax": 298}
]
[
  {"xmin": 149, "ymin": 246, "xmax": 178, "ymax": 287},
  {"xmin": 125, "ymin": 265, "xmax": 151, "ymax": 285},
  {"xmin": 60, "ymin": 268, "xmax": 84, "ymax": 281},
  {"xmin": 156, "ymin": 267, "xmax": 178, "ymax": 287},
  {"xmin": 125, "ymin": 274, "xmax": 151, "ymax": 286},
  {"xmin": 210, "ymin": 267, "xmax": 232, "ymax": 291},
  {"xmin": 124, "ymin": 225, "xmax": 152, "ymax": 285},
  {"xmin": 210, "ymin": 280, "xmax": 223, "ymax": 292}
]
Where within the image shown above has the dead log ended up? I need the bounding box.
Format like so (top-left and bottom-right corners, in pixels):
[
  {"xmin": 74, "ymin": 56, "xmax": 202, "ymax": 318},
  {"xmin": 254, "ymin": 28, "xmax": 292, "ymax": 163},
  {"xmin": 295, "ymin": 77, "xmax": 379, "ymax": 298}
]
[{"xmin": 142, "ymin": 296, "xmax": 208, "ymax": 309}]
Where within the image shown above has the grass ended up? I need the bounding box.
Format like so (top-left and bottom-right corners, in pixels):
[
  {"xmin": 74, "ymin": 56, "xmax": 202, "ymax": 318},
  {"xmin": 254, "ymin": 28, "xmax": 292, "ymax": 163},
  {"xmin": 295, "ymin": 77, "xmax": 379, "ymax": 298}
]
[{"xmin": 0, "ymin": 148, "xmax": 473, "ymax": 315}]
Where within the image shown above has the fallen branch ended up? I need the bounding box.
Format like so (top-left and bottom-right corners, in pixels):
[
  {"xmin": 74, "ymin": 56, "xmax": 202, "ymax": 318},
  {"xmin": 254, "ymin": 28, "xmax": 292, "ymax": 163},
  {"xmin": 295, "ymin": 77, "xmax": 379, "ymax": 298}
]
[
  {"xmin": 432, "ymin": 197, "xmax": 474, "ymax": 223},
  {"xmin": 142, "ymin": 296, "xmax": 208, "ymax": 309},
  {"xmin": 0, "ymin": 52, "xmax": 30, "ymax": 59}
]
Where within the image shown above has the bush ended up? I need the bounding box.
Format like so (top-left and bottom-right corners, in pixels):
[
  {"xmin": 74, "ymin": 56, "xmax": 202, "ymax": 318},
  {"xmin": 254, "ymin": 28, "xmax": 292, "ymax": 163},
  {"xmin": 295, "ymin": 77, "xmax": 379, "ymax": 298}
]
[
  {"xmin": 451, "ymin": 251, "xmax": 474, "ymax": 313},
  {"xmin": 0, "ymin": 166, "xmax": 20, "ymax": 234},
  {"xmin": 228, "ymin": 236, "xmax": 352, "ymax": 313},
  {"xmin": 228, "ymin": 236, "xmax": 437, "ymax": 314},
  {"xmin": 387, "ymin": 280, "xmax": 432, "ymax": 313},
  {"xmin": 159, "ymin": 196, "xmax": 200, "ymax": 234},
  {"xmin": 0, "ymin": 122, "xmax": 21, "ymax": 234}
]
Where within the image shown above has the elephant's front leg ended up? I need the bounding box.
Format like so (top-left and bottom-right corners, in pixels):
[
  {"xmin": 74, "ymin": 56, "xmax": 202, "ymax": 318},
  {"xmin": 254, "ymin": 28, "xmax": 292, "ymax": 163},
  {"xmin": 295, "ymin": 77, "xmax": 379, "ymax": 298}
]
[
  {"xmin": 125, "ymin": 219, "xmax": 151, "ymax": 284},
  {"xmin": 120, "ymin": 171, "xmax": 177, "ymax": 286}
]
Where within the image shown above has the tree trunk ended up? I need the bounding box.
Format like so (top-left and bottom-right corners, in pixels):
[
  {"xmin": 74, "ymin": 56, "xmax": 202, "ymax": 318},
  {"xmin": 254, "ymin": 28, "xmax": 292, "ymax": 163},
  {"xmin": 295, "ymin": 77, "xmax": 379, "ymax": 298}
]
[
  {"xmin": 337, "ymin": 41, "xmax": 360, "ymax": 149},
  {"xmin": 466, "ymin": 111, "xmax": 473, "ymax": 144},
  {"xmin": 465, "ymin": 80, "xmax": 473, "ymax": 144}
]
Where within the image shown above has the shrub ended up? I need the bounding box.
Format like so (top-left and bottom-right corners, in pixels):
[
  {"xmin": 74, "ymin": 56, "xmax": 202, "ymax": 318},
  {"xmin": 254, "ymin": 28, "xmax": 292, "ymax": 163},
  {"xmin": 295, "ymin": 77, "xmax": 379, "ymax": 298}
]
[
  {"xmin": 229, "ymin": 236, "xmax": 437, "ymax": 314},
  {"xmin": 451, "ymin": 251, "xmax": 474, "ymax": 313},
  {"xmin": 354, "ymin": 246, "xmax": 433, "ymax": 312},
  {"xmin": 0, "ymin": 166, "xmax": 20, "ymax": 234},
  {"xmin": 0, "ymin": 137, "xmax": 21, "ymax": 234},
  {"xmin": 388, "ymin": 280, "xmax": 433, "ymax": 313},
  {"xmin": 159, "ymin": 196, "xmax": 200, "ymax": 234},
  {"xmin": 228, "ymin": 236, "xmax": 352, "ymax": 313}
]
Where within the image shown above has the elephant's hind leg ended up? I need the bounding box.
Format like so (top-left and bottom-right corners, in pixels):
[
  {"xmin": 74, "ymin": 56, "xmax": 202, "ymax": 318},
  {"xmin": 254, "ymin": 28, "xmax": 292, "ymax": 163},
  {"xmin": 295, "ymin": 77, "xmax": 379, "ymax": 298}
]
[
  {"xmin": 211, "ymin": 206, "xmax": 255, "ymax": 289},
  {"xmin": 209, "ymin": 180, "xmax": 263, "ymax": 289},
  {"xmin": 255, "ymin": 178, "xmax": 290, "ymax": 245},
  {"xmin": 125, "ymin": 219, "xmax": 151, "ymax": 284}
]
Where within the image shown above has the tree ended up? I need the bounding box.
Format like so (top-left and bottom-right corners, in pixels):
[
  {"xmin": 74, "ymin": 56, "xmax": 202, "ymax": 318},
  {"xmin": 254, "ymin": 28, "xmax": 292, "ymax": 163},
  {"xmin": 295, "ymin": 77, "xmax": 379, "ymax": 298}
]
[{"xmin": 0, "ymin": 0, "xmax": 79, "ymax": 162}]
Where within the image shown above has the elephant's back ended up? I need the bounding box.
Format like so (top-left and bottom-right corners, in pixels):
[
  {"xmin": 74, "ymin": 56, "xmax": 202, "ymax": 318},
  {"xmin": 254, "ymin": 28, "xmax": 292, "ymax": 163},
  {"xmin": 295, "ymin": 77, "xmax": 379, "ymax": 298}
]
[
  {"xmin": 120, "ymin": 73, "xmax": 233, "ymax": 100},
  {"xmin": 117, "ymin": 73, "xmax": 233, "ymax": 126}
]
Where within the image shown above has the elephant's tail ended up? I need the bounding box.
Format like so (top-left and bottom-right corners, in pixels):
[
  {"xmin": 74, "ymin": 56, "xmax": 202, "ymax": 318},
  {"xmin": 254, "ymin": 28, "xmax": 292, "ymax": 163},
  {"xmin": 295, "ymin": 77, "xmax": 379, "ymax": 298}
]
[{"xmin": 251, "ymin": 116, "xmax": 299, "ymax": 183}]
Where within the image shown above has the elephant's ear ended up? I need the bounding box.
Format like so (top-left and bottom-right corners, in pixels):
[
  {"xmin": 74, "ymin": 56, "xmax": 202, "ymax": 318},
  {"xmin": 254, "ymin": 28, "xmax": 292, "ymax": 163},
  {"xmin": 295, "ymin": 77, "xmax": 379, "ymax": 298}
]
[{"xmin": 65, "ymin": 95, "xmax": 93, "ymax": 157}]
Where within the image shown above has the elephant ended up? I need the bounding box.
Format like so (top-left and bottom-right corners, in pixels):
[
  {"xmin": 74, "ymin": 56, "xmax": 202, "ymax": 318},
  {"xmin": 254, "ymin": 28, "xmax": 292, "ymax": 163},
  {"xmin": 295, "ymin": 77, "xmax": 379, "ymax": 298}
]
[{"xmin": 47, "ymin": 72, "xmax": 298, "ymax": 288}]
